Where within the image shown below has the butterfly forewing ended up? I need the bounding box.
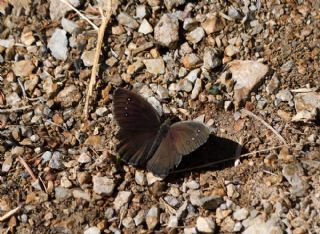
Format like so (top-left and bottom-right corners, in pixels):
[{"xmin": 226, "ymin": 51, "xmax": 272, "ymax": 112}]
[
  {"xmin": 113, "ymin": 88, "xmax": 161, "ymax": 166},
  {"xmin": 147, "ymin": 121, "xmax": 210, "ymax": 177},
  {"xmin": 117, "ymin": 129, "xmax": 157, "ymax": 166},
  {"xmin": 113, "ymin": 88, "xmax": 161, "ymax": 130}
]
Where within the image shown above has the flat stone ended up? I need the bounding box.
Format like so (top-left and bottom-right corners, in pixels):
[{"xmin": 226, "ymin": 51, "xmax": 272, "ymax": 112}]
[
  {"xmin": 21, "ymin": 31, "xmax": 35, "ymax": 46},
  {"xmin": 49, "ymin": 0, "xmax": 80, "ymax": 20},
  {"xmin": 201, "ymin": 13, "xmax": 225, "ymax": 34},
  {"xmin": 233, "ymin": 208, "xmax": 249, "ymax": 221},
  {"xmin": 136, "ymin": 5, "xmax": 147, "ymax": 19},
  {"xmin": 196, "ymin": 217, "xmax": 216, "ymax": 233},
  {"xmin": 12, "ymin": 60, "xmax": 35, "ymax": 77},
  {"xmin": 292, "ymin": 92, "xmax": 320, "ymax": 122},
  {"xmin": 242, "ymin": 216, "xmax": 283, "ymax": 234},
  {"xmin": 282, "ymin": 163, "xmax": 309, "ymax": 197},
  {"xmin": 154, "ymin": 14, "xmax": 179, "ymax": 48},
  {"xmin": 138, "ymin": 19, "xmax": 153, "ymax": 34},
  {"xmin": 186, "ymin": 69, "xmax": 200, "ymax": 83},
  {"xmin": 134, "ymin": 210, "xmax": 145, "ymax": 226},
  {"xmin": 146, "ymin": 206, "xmax": 159, "ymax": 230},
  {"xmin": 93, "ymin": 176, "xmax": 115, "ymax": 195},
  {"xmin": 186, "ymin": 27, "xmax": 205, "ymax": 44},
  {"xmin": 135, "ymin": 170, "xmax": 146, "ymax": 186},
  {"xmin": 48, "ymin": 28, "xmax": 68, "ymax": 60},
  {"xmin": 182, "ymin": 53, "xmax": 201, "ymax": 69},
  {"xmin": 55, "ymin": 187, "xmax": 71, "ymax": 201},
  {"xmin": 5, "ymin": 92, "xmax": 21, "ymax": 107},
  {"xmin": 114, "ymin": 191, "xmax": 132, "ymax": 210},
  {"xmin": 72, "ymin": 189, "xmax": 91, "ymax": 201},
  {"xmin": 61, "ymin": 18, "xmax": 78, "ymax": 34},
  {"xmin": 222, "ymin": 60, "xmax": 268, "ymax": 108},
  {"xmin": 177, "ymin": 79, "xmax": 193, "ymax": 92},
  {"xmin": 84, "ymin": 227, "xmax": 101, "ymax": 234},
  {"xmin": 143, "ymin": 58, "xmax": 165, "ymax": 75},
  {"xmin": 81, "ymin": 50, "xmax": 95, "ymax": 67},
  {"xmin": 54, "ymin": 85, "xmax": 81, "ymax": 107}
]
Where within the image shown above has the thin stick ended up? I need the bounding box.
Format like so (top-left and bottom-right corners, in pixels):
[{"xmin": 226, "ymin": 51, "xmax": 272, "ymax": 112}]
[
  {"xmin": 171, "ymin": 143, "xmax": 295, "ymax": 174},
  {"xmin": 0, "ymin": 105, "xmax": 32, "ymax": 113},
  {"xmin": 17, "ymin": 156, "xmax": 37, "ymax": 181},
  {"xmin": 83, "ymin": 1, "xmax": 113, "ymax": 118},
  {"xmin": 241, "ymin": 109, "xmax": 287, "ymax": 145},
  {"xmin": 0, "ymin": 205, "xmax": 22, "ymax": 222},
  {"xmin": 59, "ymin": 0, "xmax": 99, "ymax": 31}
]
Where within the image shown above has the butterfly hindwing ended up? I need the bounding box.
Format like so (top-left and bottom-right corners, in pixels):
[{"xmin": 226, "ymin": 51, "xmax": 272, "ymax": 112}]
[{"xmin": 147, "ymin": 121, "xmax": 210, "ymax": 177}]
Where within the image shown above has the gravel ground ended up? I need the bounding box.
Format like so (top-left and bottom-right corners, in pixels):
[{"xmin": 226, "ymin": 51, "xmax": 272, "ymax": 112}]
[{"xmin": 0, "ymin": 0, "xmax": 319, "ymax": 233}]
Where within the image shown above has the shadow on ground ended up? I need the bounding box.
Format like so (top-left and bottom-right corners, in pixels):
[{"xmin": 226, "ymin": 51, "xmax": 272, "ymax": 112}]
[{"xmin": 168, "ymin": 135, "xmax": 242, "ymax": 179}]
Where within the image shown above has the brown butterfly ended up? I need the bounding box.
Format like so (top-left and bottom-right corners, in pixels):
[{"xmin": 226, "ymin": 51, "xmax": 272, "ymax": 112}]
[{"xmin": 113, "ymin": 88, "xmax": 210, "ymax": 177}]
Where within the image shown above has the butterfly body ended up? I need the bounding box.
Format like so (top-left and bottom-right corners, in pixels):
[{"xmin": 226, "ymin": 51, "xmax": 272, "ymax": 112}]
[{"xmin": 113, "ymin": 88, "xmax": 210, "ymax": 177}]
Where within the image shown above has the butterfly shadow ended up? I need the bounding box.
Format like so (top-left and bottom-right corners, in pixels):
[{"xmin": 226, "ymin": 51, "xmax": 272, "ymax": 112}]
[{"xmin": 167, "ymin": 135, "xmax": 242, "ymax": 180}]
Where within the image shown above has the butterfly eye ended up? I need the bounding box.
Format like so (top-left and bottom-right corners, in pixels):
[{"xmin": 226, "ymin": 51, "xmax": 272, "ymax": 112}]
[
  {"xmin": 127, "ymin": 97, "xmax": 131, "ymax": 101},
  {"xmin": 125, "ymin": 113, "xmax": 128, "ymax": 117},
  {"xmin": 197, "ymin": 129, "xmax": 201, "ymax": 133},
  {"xmin": 192, "ymin": 137, "xmax": 195, "ymax": 141}
]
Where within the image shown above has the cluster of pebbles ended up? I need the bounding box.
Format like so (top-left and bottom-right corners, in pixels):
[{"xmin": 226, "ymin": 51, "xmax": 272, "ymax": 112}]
[{"xmin": 0, "ymin": 0, "xmax": 319, "ymax": 233}]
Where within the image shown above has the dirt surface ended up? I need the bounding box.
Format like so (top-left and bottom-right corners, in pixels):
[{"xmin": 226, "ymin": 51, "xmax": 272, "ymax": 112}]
[{"xmin": 0, "ymin": 0, "xmax": 319, "ymax": 233}]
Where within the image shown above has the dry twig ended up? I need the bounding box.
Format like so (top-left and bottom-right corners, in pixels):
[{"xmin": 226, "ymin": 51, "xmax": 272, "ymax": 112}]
[
  {"xmin": 17, "ymin": 156, "xmax": 37, "ymax": 181},
  {"xmin": 0, "ymin": 105, "xmax": 32, "ymax": 113},
  {"xmin": 83, "ymin": 0, "xmax": 113, "ymax": 118},
  {"xmin": 0, "ymin": 205, "xmax": 22, "ymax": 222},
  {"xmin": 241, "ymin": 109, "xmax": 287, "ymax": 145},
  {"xmin": 59, "ymin": 0, "xmax": 99, "ymax": 31}
]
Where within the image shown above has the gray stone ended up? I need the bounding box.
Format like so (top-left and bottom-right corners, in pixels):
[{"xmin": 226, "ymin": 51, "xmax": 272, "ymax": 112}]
[
  {"xmin": 282, "ymin": 163, "xmax": 309, "ymax": 196},
  {"xmin": 186, "ymin": 69, "xmax": 200, "ymax": 83},
  {"xmin": 276, "ymin": 89, "xmax": 293, "ymax": 103},
  {"xmin": 203, "ymin": 49, "xmax": 221, "ymax": 70},
  {"xmin": 185, "ymin": 180, "xmax": 200, "ymax": 190},
  {"xmin": 48, "ymin": 28, "xmax": 68, "ymax": 60},
  {"xmin": 41, "ymin": 151, "xmax": 52, "ymax": 164},
  {"xmin": 154, "ymin": 14, "xmax": 179, "ymax": 48},
  {"xmin": 49, "ymin": 0, "xmax": 80, "ymax": 20},
  {"xmin": 49, "ymin": 151, "xmax": 62, "ymax": 169},
  {"xmin": 72, "ymin": 189, "xmax": 90, "ymax": 201},
  {"xmin": 117, "ymin": 12, "xmax": 139, "ymax": 29},
  {"xmin": 266, "ymin": 75, "xmax": 280, "ymax": 94},
  {"xmin": 81, "ymin": 50, "xmax": 95, "ymax": 67},
  {"xmin": 61, "ymin": 18, "xmax": 78, "ymax": 34},
  {"xmin": 93, "ymin": 176, "xmax": 115, "ymax": 195},
  {"xmin": 55, "ymin": 187, "xmax": 71, "ymax": 201}
]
